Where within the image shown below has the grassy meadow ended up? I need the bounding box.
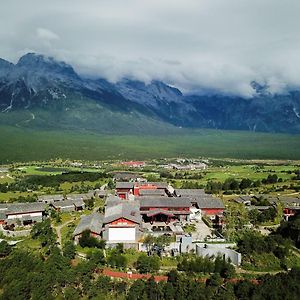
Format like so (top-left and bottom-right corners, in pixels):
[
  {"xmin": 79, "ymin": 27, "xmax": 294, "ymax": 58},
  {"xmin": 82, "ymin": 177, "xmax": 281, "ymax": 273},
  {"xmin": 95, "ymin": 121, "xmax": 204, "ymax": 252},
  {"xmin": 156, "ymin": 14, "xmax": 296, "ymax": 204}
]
[{"xmin": 0, "ymin": 125, "xmax": 300, "ymax": 163}]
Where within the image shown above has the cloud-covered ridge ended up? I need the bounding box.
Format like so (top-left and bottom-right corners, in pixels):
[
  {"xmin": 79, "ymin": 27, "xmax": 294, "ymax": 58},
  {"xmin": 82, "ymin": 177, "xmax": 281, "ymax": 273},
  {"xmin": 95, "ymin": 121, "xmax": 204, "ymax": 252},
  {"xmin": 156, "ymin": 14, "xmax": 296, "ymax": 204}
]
[{"xmin": 1, "ymin": 0, "xmax": 300, "ymax": 97}]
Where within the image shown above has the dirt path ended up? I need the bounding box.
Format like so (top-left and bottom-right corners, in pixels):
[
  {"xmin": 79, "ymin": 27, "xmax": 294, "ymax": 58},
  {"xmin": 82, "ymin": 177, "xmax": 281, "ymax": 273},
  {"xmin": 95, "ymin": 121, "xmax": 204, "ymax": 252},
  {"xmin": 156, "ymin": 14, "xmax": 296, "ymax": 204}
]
[
  {"xmin": 54, "ymin": 219, "xmax": 74, "ymax": 249},
  {"xmin": 100, "ymin": 183, "xmax": 107, "ymax": 190}
]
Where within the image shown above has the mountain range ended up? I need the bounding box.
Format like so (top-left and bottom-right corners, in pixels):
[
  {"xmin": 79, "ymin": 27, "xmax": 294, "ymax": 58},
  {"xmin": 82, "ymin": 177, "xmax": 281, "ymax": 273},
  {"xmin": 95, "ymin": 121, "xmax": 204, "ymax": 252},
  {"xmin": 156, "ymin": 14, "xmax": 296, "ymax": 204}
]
[{"xmin": 0, "ymin": 53, "xmax": 300, "ymax": 134}]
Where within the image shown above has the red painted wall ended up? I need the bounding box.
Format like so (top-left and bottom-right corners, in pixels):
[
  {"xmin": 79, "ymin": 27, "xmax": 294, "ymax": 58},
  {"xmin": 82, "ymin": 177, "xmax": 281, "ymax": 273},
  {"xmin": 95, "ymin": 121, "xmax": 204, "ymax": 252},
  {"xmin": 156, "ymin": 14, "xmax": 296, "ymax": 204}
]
[
  {"xmin": 202, "ymin": 208, "xmax": 224, "ymax": 215},
  {"xmin": 90, "ymin": 232, "xmax": 101, "ymax": 238},
  {"xmin": 118, "ymin": 193, "xmax": 127, "ymax": 199},
  {"xmin": 109, "ymin": 218, "xmax": 137, "ymax": 225}
]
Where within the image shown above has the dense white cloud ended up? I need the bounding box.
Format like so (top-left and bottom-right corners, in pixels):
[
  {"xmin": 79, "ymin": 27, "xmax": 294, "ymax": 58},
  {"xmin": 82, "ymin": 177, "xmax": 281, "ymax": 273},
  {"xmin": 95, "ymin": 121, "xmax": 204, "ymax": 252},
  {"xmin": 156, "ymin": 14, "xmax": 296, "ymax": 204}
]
[
  {"xmin": 0, "ymin": 0, "xmax": 300, "ymax": 96},
  {"xmin": 36, "ymin": 28, "xmax": 60, "ymax": 41}
]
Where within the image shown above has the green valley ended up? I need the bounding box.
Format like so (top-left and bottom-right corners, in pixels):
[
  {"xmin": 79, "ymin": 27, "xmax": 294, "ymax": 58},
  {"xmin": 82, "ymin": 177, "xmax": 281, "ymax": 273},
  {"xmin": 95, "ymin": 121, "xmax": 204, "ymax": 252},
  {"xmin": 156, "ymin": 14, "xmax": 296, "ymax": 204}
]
[{"xmin": 0, "ymin": 125, "xmax": 299, "ymax": 163}]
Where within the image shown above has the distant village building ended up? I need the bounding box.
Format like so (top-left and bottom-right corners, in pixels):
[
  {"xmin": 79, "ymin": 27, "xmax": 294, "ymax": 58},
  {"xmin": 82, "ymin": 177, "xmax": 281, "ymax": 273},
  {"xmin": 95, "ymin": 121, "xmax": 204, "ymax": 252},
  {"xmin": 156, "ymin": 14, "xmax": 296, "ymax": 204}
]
[
  {"xmin": 115, "ymin": 181, "xmax": 170, "ymax": 199},
  {"xmin": 38, "ymin": 194, "xmax": 64, "ymax": 204},
  {"xmin": 280, "ymin": 197, "xmax": 300, "ymax": 220},
  {"xmin": 5, "ymin": 203, "xmax": 47, "ymax": 226},
  {"xmin": 175, "ymin": 189, "xmax": 225, "ymax": 216},
  {"xmin": 120, "ymin": 161, "xmax": 146, "ymax": 168},
  {"xmin": 102, "ymin": 200, "xmax": 142, "ymax": 248},
  {"xmin": 234, "ymin": 196, "xmax": 252, "ymax": 206},
  {"xmin": 67, "ymin": 193, "xmax": 94, "ymax": 201},
  {"xmin": 72, "ymin": 183, "xmax": 226, "ymax": 248},
  {"xmin": 73, "ymin": 212, "xmax": 104, "ymax": 244},
  {"xmin": 171, "ymin": 162, "xmax": 207, "ymax": 170},
  {"xmin": 138, "ymin": 196, "xmax": 191, "ymax": 223},
  {"xmin": 95, "ymin": 189, "xmax": 107, "ymax": 198},
  {"xmin": 51, "ymin": 199, "xmax": 85, "ymax": 212},
  {"xmin": 233, "ymin": 194, "xmax": 300, "ymax": 220},
  {"xmin": 115, "ymin": 182, "xmax": 134, "ymax": 199},
  {"xmin": 113, "ymin": 172, "xmax": 145, "ymax": 182}
]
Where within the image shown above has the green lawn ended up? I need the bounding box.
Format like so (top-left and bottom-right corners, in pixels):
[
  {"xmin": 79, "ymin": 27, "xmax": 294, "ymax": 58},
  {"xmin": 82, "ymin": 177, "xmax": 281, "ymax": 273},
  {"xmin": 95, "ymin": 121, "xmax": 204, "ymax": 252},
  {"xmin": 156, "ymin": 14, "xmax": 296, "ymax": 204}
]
[
  {"xmin": 0, "ymin": 191, "xmax": 34, "ymax": 202},
  {"xmin": 0, "ymin": 175, "xmax": 14, "ymax": 184},
  {"xmin": 0, "ymin": 125, "xmax": 300, "ymax": 163},
  {"xmin": 199, "ymin": 165, "xmax": 296, "ymax": 183},
  {"xmin": 22, "ymin": 165, "xmax": 104, "ymax": 176}
]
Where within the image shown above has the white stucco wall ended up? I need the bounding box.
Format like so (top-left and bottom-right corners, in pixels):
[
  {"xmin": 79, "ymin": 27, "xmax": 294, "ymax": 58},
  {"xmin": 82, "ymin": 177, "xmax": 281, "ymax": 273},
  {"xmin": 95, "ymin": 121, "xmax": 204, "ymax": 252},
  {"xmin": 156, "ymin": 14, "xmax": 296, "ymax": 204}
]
[
  {"xmin": 108, "ymin": 227, "xmax": 136, "ymax": 242},
  {"xmin": 7, "ymin": 212, "xmax": 43, "ymax": 219}
]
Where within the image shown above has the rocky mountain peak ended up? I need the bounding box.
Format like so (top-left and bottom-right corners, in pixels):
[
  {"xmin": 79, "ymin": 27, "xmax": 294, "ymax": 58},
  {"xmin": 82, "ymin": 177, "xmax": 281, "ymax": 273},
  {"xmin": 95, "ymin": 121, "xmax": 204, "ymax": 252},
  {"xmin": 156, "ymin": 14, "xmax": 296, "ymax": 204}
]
[
  {"xmin": 16, "ymin": 53, "xmax": 79, "ymax": 79},
  {"xmin": 0, "ymin": 53, "xmax": 299, "ymax": 134},
  {"xmin": 0, "ymin": 58, "xmax": 13, "ymax": 69}
]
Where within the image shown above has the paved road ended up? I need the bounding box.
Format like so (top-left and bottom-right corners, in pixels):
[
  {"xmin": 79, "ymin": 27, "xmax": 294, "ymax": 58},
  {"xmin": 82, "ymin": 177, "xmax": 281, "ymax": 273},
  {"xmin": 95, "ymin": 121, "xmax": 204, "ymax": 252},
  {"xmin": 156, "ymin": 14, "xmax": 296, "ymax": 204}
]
[{"xmin": 191, "ymin": 219, "xmax": 212, "ymax": 242}]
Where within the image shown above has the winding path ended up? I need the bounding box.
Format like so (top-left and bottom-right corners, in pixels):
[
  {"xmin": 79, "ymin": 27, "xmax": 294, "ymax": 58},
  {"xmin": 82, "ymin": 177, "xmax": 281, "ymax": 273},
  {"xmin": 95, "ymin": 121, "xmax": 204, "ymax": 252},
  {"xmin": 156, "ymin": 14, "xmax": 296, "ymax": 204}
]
[{"xmin": 53, "ymin": 219, "xmax": 75, "ymax": 249}]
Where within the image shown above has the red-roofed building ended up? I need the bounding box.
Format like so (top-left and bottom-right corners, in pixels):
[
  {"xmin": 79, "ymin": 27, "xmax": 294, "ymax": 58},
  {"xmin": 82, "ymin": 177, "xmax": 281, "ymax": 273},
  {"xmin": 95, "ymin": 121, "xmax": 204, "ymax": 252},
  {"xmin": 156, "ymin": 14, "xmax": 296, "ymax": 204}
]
[{"xmin": 116, "ymin": 182, "xmax": 168, "ymax": 199}]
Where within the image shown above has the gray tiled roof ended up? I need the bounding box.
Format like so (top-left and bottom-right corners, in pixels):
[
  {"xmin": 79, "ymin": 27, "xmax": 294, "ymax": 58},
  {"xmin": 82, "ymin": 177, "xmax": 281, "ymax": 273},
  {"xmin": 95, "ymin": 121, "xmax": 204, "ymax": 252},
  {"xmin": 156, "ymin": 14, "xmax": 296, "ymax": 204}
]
[
  {"xmin": 138, "ymin": 196, "xmax": 192, "ymax": 208},
  {"xmin": 138, "ymin": 195, "xmax": 225, "ymax": 210},
  {"xmin": 0, "ymin": 203, "xmax": 10, "ymax": 211},
  {"xmin": 280, "ymin": 197, "xmax": 300, "ymax": 205},
  {"xmin": 96, "ymin": 190, "xmax": 107, "ymax": 197},
  {"xmin": 38, "ymin": 194, "xmax": 64, "ymax": 202},
  {"xmin": 116, "ymin": 182, "xmax": 134, "ymax": 189},
  {"xmin": 6, "ymin": 203, "xmax": 47, "ymax": 215},
  {"xmin": 52, "ymin": 200, "xmax": 75, "ymax": 208},
  {"xmin": 52, "ymin": 199, "xmax": 85, "ymax": 208},
  {"xmin": 67, "ymin": 193, "xmax": 92, "ymax": 201},
  {"xmin": 175, "ymin": 189, "xmax": 206, "ymax": 197},
  {"xmin": 115, "ymin": 182, "xmax": 168, "ymax": 190},
  {"xmin": 138, "ymin": 189, "xmax": 166, "ymax": 196},
  {"xmin": 105, "ymin": 195, "xmax": 124, "ymax": 207},
  {"xmin": 234, "ymin": 196, "xmax": 252, "ymax": 204},
  {"xmin": 104, "ymin": 201, "xmax": 141, "ymax": 224},
  {"xmin": 113, "ymin": 172, "xmax": 141, "ymax": 180},
  {"xmin": 143, "ymin": 209, "xmax": 190, "ymax": 216},
  {"xmin": 73, "ymin": 212, "xmax": 104, "ymax": 236},
  {"xmin": 194, "ymin": 196, "xmax": 225, "ymax": 209}
]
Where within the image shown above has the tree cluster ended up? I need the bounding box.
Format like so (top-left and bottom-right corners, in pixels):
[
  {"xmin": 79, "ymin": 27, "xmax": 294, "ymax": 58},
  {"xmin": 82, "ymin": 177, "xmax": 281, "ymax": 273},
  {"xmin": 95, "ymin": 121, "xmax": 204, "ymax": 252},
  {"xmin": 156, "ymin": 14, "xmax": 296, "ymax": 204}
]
[
  {"xmin": 277, "ymin": 213, "xmax": 300, "ymax": 248},
  {"xmin": 261, "ymin": 174, "xmax": 280, "ymax": 184},
  {"xmin": 248, "ymin": 207, "xmax": 277, "ymax": 225},
  {"xmin": 24, "ymin": 171, "xmax": 110, "ymax": 187},
  {"xmin": 237, "ymin": 231, "xmax": 291, "ymax": 260},
  {"xmin": 78, "ymin": 230, "xmax": 106, "ymax": 249},
  {"xmin": 0, "ymin": 245, "xmax": 300, "ymax": 300},
  {"xmin": 177, "ymin": 255, "xmax": 236, "ymax": 278},
  {"xmin": 180, "ymin": 181, "xmax": 204, "ymax": 189},
  {"xmin": 31, "ymin": 219, "xmax": 56, "ymax": 248},
  {"xmin": 292, "ymin": 169, "xmax": 300, "ymax": 180},
  {"xmin": 136, "ymin": 253, "xmax": 161, "ymax": 274},
  {"xmin": 205, "ymin": 177, "xmax": 260, "ymax": 194},
  {"xmin": 0, "ymin": 181, "xmax": 38, "ymax": 193},
  {"xmin": 206, "ymin": 173, "xmax": 283, "ymax": 194},
  {"xmin": 126, "ymin": 268, "xmax": 300, "ymax": 300},
  {"xmin": 0, "ymin": 240, "xmax": 12, "ymax": 258}
]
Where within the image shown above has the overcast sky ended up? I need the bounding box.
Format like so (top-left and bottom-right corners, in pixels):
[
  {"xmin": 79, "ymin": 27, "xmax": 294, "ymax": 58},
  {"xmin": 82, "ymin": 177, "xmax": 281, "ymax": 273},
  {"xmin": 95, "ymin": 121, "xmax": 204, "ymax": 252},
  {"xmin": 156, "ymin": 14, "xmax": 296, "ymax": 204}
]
[{"xmin": 1, "ymin": 0, "xmax": 300, "ymax": 96}]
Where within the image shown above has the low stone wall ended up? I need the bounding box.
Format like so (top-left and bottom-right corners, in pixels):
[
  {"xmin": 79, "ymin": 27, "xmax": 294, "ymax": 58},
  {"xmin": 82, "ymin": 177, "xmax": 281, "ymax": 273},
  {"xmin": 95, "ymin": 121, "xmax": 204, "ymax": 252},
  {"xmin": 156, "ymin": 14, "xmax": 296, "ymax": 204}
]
[{"xmin": 0, "ymin": 225, "xmax": 31, "ymax": 237}]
